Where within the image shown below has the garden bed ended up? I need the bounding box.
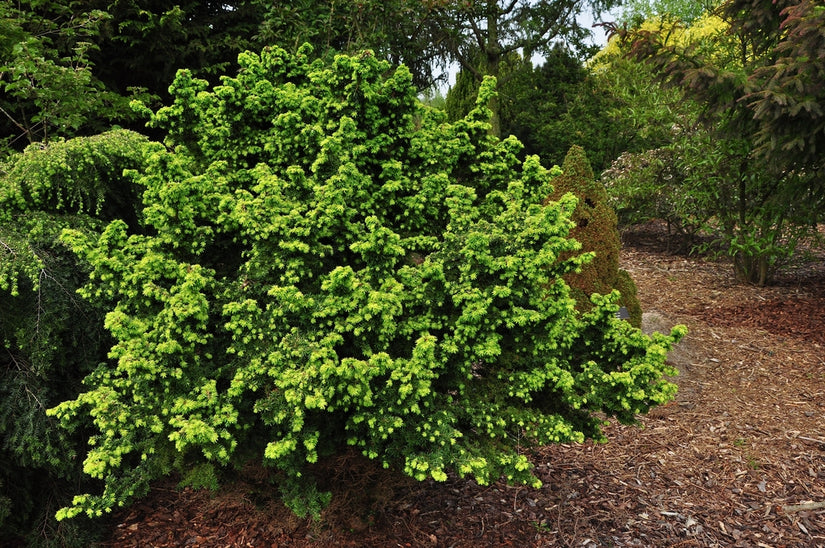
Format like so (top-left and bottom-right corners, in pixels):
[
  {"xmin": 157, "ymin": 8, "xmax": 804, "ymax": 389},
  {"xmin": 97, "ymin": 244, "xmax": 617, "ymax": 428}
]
[{"xmin": 101, "ymin": 222, "xmax": 825, "ymax": 547}]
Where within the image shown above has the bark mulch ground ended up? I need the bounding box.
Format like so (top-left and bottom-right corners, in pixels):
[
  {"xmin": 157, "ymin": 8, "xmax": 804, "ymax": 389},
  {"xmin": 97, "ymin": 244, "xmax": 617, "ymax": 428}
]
[{"xmin": 101, "ymin": 223, "xmax": 825, "ymax": 547}]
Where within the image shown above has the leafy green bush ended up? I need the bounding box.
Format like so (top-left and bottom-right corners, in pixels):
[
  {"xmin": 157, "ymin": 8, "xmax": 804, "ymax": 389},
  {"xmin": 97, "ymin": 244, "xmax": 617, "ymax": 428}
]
[
  {"xmin": 50, "ymin": 45, "xmax": 685, "ymax": 520},
  {"xmin": 603, "ymin": 128, "xmax": 815, "ymax": 284},
  {"xmin": 601, "ymin": 147, "xmax": 709, "ymax": 248},
  {"xmin": 0, "ymin": 130, "xmax": 149, "ymax": 545}
]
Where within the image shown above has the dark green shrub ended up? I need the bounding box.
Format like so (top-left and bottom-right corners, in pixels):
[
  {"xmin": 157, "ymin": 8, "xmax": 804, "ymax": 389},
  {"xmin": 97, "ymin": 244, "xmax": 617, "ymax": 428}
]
[
  {"xmin": 0, "ymin": 130, "xmax": 149, "ymax": 546},
  {"xmin": 49, "ymin": 46, "xmax": 684, "ymax": 520},
  {"xmin": 547, "ymin": 146, "xmax": 643, "ymax": 327}
]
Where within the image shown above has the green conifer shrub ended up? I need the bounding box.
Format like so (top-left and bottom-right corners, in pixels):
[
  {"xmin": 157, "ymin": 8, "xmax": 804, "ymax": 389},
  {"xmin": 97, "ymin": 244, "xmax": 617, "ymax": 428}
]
[
  {"xmin": 546, "ymin": 146, "xmax": 643, "ymax": 327},
  {"xmin": 49, "ymin": 46, "xmax": 684, "ymax": 520},
  {"xmin": 0, "ymin": 130, "xmax": 149, "ymax": 545}
]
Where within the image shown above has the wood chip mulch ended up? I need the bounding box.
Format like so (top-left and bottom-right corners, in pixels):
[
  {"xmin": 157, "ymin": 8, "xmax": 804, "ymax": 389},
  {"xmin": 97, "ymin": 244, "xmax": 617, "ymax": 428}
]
[{"xmin": 101, "ymin": 224, "xmax": 825, "ymax": 548}]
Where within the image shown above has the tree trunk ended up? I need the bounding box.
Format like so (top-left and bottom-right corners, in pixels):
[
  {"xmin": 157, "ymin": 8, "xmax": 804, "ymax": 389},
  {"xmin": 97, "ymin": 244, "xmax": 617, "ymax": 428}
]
[
  {"xmin": 485, "ymin": 0, "xmax": 502, "ymax": 138},
  {"xmin": 734, "ymin": 251, "xmax": 770, "ymax": 286}
]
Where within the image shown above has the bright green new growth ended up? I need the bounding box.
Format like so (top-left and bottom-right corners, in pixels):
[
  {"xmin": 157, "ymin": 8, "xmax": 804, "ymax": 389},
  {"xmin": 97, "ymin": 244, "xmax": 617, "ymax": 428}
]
[{"xmin": 49, "ymin": 45, "xmax": 684, "ymax": 519}]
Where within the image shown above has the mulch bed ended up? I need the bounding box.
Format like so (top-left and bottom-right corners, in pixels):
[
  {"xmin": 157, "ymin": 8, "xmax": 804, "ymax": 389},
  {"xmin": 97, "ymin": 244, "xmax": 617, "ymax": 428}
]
[{"xmin": 100, "ymin": 223, "xmax": 825, "ymax": 547}]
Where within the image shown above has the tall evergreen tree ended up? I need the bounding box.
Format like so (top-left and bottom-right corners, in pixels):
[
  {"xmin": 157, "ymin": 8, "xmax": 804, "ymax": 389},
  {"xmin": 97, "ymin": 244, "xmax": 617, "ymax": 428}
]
[
  {"xmin": 432, "ymin": 0, "xmax": 620, "ymax": 136},
  {"xmin": 86, "ymin": 0, "xmax": 266, "ymax": 100}
]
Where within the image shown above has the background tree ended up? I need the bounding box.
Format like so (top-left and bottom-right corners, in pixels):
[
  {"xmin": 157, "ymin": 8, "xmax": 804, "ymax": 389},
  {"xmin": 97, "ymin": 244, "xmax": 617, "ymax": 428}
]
[
  {"xmin": 0, "ymin": 1, "xmax": 138, "ymax": 152},
  {"xmin": 605, "ymin": 7, "xmax": 823, "ymax": 283},
  {"xmin": 446, "ymin": 45, "xmax": 630, "ymax": 173},
  {"xmin": 503, "ymin": 46, "xmax": 627, "ymax": 172},
  {"xmin": 254, "ymin": 0, "xmax": 448, "ymax": 89},
  {"xmin": 617, "ymin": 0, "xmax": 721, "ymax": 25},
  {"xmin": 430, "ymin": 0, "xmax": 620, "ymax": 135},
  {"xmin": 592, "ymin": 15, "xmax": 710, "ymax": 246},
  {"xmin": 728, "ymin": 0, "xmax": 825, "ymax": 182},
  {"xmin": 85, "ymin": 0, "xmax": 266, "ymax": 104}
]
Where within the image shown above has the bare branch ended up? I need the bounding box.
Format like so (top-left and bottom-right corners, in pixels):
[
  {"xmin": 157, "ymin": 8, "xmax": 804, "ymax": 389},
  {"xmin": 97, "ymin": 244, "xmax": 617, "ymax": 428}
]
[{"xmin": 782, "ymin": 501, "xmax": 825, "ymax": 513}]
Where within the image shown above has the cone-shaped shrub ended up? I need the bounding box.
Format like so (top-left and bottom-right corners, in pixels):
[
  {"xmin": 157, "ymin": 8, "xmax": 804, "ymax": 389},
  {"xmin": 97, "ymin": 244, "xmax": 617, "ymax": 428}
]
[
  {"xmin": 49, "ymin": 46, "xmax": 683, "ymax": 519},
  {"xmin": 546, "ymin": 146, "xmax": 643, "ymax": 327}
]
